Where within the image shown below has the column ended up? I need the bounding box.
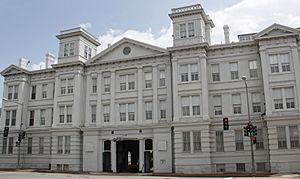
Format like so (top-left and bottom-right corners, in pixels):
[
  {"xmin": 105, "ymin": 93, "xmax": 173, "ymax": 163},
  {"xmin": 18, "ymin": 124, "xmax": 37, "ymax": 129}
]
[
  {"xmin": 291, "ymin": 44, "xmax": 300, "ymax": 112},
  {"xmin": 259, "ymin": 47, "xmax": 272, "ymax": 116},
  {"xmin": 110, "ymin": 71, "xmax": 116, "ymax": 125},
  {"xmin": 85, "ymin": 74, "xmax": 91, "ymax": 127},
  {"xmin": 137, "ymin": 67, "xmax": 143, "ymax": 125},
  {"xmin": 52, "ymin": 75, "xmax": 60, "ymax": 127},
  {"xmin": 200, "ymin": 55, "xmax": 209, "ymax": 120},
  {"xmin": 152, "ymin": 65, "xmax": 158, "ymax": 123},
  {"xmin": 139, "ymin": 139, "xmax": 145, "ymax": 172},
  {"xmin": 111, "ymin": 140, "xmax": 117, "ymax": 172},
  {"xmin": 172, "ymin": 60, "xmax": 179, "ymax": 122},
  {"xmin": 98, "ymin": 139, "xmax": 103, "ymax": 172},
  {"xmin": 96, "ymin": 73, "xmax": 103, "ymax": 127}
]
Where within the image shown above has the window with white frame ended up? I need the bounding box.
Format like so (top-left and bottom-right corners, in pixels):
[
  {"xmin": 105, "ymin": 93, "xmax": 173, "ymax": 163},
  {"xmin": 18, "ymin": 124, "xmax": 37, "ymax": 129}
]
[
  {"xmin": 103, "ymin": 104, "xmax": 110, "ymax": 122},
  {"xmin": 145, "ymin": 72, "xmax": 152, "ymax": 88},
  {"xmin": 160, "ymin": 100, "xmax": 166, "ymax": 119},
  {"xmin": 61, "ymin": 79, "xmax": 66, "ymax": 94},
  {"xmin": 213, "ymin": 95, "xmax": 222, "ymax": 115},
  {"xmin": 182, "ymin": 131, "xmax": 190, "ymax": 152},
  {"xmin": 256, "ymin": 128, "xmax": 264, "ymax": 150},
  {"xmin": 119, "ymin": 104, "xmax": 126, "ymax": 121},
  {"xmin": 7, "ymin": 85, "xmax": 19, "ymax": 100},
  {"xmin": 63, "ymin": 43, "xmax": 69, "ymax": 57},
  {"xmin": 63, "ymin": 42, "xmax": 75, "ymax": 57},
  {"xmin": 40, "ymin": 109, "xmax": 46, "ymax": 125},
  {"xmin": 179, "ymin": 23, "xmax": 187, "ymax": 38},
  {"xmin": 181, "ymin": 96, "xmax": 200, "ymax": 117},
  {"xmin": 181, "ymin": 96, "xmax": 190, "ymax": 116},
  {"xmin": 8, "ymin": 137, "xmax": 13, "ymax": 154},
  {"xmin": 193, "ymin": 131, "xmax": 201, "ymax": 152},
  {"xmin": 59, "ymin": 105, "xmax": 72, "ymax": 124},
  {"xmin": 249, "ymin": 60, "xmax": 258, "ymax": 78},
  {"xmin": 57, "ymin": 136, "xmax": 63, "ymax": 154},
  {"xmin": 232, "ymin": 94, "xmax": 241, "ymax": 114},
  {"xmin": 190, "ymin": 64, "xmax": 199, "ymax": 81},
  {"xmin": 60, "ymin": 78, "xmax": 73, "ymax": 94},
  {"xmin": 5, "ymin": 110, "xmax": 16, "ymax": 127},
  {"xmin": 5, "ymin": 111, "xmax": 10, "ymax": 126},
  {"xmin": 180, "ymin": 64, "xmax": 199, "ymax": 82},
  {"xmin": 128, "ymin": 103, "xmax": 135, "ymax": 121},
  {"xmin": 280, "ymin": 53, "xmax": 290, "ymax": 72},
  {"xmin": 42, "ymin": 84, "xmax": 47, "ymax": 98},
  {"xmin": 273, "ymin": 88, "xmax": 283, "ymax": 109},
  {"xmin": 66, "ymin": 106, "xmax": 72, "ymax": 123},
  {"xmin": 188, "ymin": 22, "xmax": 195, "ymax": 37},
  {"xmin": 69, "ymin": 42, "xmax": 74, "ymax": 56},
  {"xmin": 192, "ymin": 96, "xmax": 200, "ymax": 115},
  {"xmin": 119, "ymin": 74, "xmax": 135, "ymax": 91},
  {"xmin": 92, "ymin": 78, "xmax": 97, "ymax": 93},
  {"xmin": 216, "ymin": 131, "xmax": 224, "ymax": 152},
  {"xmin": 91, "ymin": 105, "xmax": 96, "ymax": 123},
  {"xmin": 31, "ymin": 85, "xmax": 36, "ymax": 100},
  {"xmin": 8, "ymin": 86, "xmax": 13, "ymax": 100},
  {"xmin": 67, "ymin": 78, "xmax": 74, "ymax": 94},
  {"xmin": 103, "ymin": 77, "xmax": 110, "ymax": 93},
  {"xmin": 57, "ymin": 136, "xmax": 70, "ymax": 154},
  {"xmin": 29, "ymin": 110, "xmax": 35, "ymax": 126},
  {"xmin": 145, "ymin": 101, "xmax": 152, "ymax": 120},
  {"xmin": 59, "ymin": 106, "xmax": 64, "ymax": 123},
  {"xmin": 251, "ymin": 92, "xmax": 261, "ymax": 113},
  {"xmin": 27, "ymin": 137, "xmax": 32, "ymax": 154},
  {"xmin": 230, "ymin": 62, "xmax": 239, "ymax": 80},
  {"xmin": 2, "ymin": 138, "xmax": 7, "ymax": 154},
  {"xmin": 118, "ymin": 103, "xmax": 136, "ymax": 121},
  {"xmin": 180, "ymin": 65, "xmax": 188, "ymax": 82},
  {"xmin": 285, "ymin": 87, "xmax": 295, "ymax": 109},
  {"xmin": 120, "ymin": 75, "xmax": 126, "ymax": 91},
  {"xmin": 211, "ymin": 64, "xmax": 220, "ymax": 81},
  {"xmin": 289, "ymin": 126, "xmax": 299, "ymax": 148},
  {"xmin": 277, "ymin": 126, "xmax": 287, "ymax": 149},
  {"xmin": 39, "ymin": 137, "xmax": 44, "ymax": 154},
  {"xmin": 270, "ymin": 54, "xmax": 279, "ymax": 73},
  {"xmin": 65, "ymin": 136, "xmax": 70, "ymax": 154},
  {"xmin": 128, "ymin": 74, "xmax": 135, "ymax": 90},
  {"xmin": 84, "ymin": 45, "xmax": 92, "ymax": 59},
  {"xmin": 235, "ymin": 130, "xmax": 244, "ymax": 151},
  {"xmin": 159, "ymin": 70, "xmax": 166, "ymax": 87}
]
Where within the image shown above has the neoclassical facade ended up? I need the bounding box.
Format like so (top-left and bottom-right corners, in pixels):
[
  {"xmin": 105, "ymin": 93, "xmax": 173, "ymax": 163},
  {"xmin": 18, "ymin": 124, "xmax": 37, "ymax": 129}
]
[{"xmin": 1, "ymin": 4, "xmax": 300, "ymax": 173}]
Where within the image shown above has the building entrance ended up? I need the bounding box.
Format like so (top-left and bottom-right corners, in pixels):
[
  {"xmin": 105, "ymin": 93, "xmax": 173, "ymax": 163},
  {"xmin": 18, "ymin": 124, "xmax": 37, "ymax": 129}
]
[{"xmin": 116, "ymin": 140, "xmax": 139, "ymax": 172}]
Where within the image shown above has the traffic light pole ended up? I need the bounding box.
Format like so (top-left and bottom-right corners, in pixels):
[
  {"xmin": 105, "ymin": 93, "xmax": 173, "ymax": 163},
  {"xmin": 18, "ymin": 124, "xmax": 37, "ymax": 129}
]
[
  {"xmin": 17, "ymin": 102, "xmax": 23, "ymax": 169},
  {"xmin": 242, "ymin": 76, "xmax": 255, "ymax": 175}
]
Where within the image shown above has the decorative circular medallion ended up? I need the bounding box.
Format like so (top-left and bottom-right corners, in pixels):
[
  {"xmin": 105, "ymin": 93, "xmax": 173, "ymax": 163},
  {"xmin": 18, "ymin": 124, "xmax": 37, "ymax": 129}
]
[{"xmin": 123, "ymin": 46, "xmax": 131, "ymax": 55}]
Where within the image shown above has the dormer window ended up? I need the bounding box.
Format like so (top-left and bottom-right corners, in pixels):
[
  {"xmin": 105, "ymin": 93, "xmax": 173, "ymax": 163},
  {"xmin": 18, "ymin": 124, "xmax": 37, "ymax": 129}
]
[
  {"xmin": 63, "ymin": 42, "xmax": 75, "ymax": 57},
  {"xmin": 84, "ymin": 45, "xmax": 92, "ymax": 59}
]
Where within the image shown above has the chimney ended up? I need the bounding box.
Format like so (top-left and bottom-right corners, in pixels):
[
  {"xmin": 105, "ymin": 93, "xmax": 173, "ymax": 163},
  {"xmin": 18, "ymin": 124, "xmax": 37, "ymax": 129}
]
[
  {"xmin": 223, "ymin": 25, "xmax": 230, "ymax": 44},
  {"xmin": 45, "ymin": 53, "xmax": 56, "ymax": 68},
  {"xmin": 19, "ymin": 58, "xmax": 30, "ymax": 69}
]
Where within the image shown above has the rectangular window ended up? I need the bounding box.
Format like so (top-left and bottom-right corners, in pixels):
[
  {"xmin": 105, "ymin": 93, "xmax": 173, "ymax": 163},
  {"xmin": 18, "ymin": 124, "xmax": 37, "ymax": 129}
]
[
  {"xmin": 256, "ymin": 128, "xmax": 264, "ymax": 150},
  {"xmin": 69, "ymin": 42, "xmax": 74, "ymax": 56},
  {"xmin": 88, "ymin": 47, "xmax": 92, "ymax": 59},
  {"xmin": 63, "ymin": 164, "xmax": 69, "ymax": 171},
  {"xmin": 145, "ymin": 101, "xmax": 153, "ymax": 120},
  {"xmin": 160, "ymin": 100, "xmax": 166, "ymax": 119},
  {"xmin": 216, "ymin": 164, "xmax": 225, "ymax": 172},
  {"xmin": 159, "ymin": 70, "xmax": 166, "ymax": 87},
  {"xmin": 273, "ymin": 88, "xmax": 283, "ymax": 109},
  {"xmin": 11, "ymin": 110, "xmax": 16, "ymax": 126},
  {"xmin": 230, "ymin": 62, "xmax": 239, "ymax": 80},
  {"xmin": 182, "ymin": 131, "xmax": 191, "ymax": 152},
  {"xmin": 5, "ymin": 111, "xmax": 10, "ymax": 126},
  {"xmin": 13, "ymin": 85, "xmax": 18, "ymax": 99},
  {"xmin": 145, "ymin": 72, "xmax": 152, "ymax": 88},
  {"xmin": 91, "ymin": 105, "xmax": 96, "ymax": 123},
  {"xmin": 57, "ymin": 164, "xmax": 62, "ymax": 171},
  {"xmin": 285, "ymin": 87, "xmax": 295, "ymax": 109},
  {"xmin": 40, "ymin": 109, "xmax": 46, "ymax": 125},
  {"xmin": 8, "ymin": 137, "xmax": 14, "ymax": 154},
  {"xmin": 289, "ymin": 126, "xmax": 299, "ymax": 148},
  {"xmin": 190, "ymin": 64, "xmax": 199, "ymax": 81},
  {"xmin": 188, "ymin": 22, "xmax": 195, "ymax": 37},
  {"xmin": 67, "ymin": 78, "xmax": 74, "ymax": 94},
  {"xmin": 235, "ymin": 130, "xmax": 244, "ymax": 151},
  {"xmin": 66, "ymin": 106, "xmax": 72, "ymax": 123},
  {"xmin": 249, "ymin": 60, "xmax": 258, "ymax": 78},
  {"xmin": 128, "ymin": 103, "xmax": 135, "ymax": 121},
  {"xmin": 120, "ymin": 75, "xmax": 126, "ymax": 91},
  {"xmin": 92, "ymin": 78, "xmax": 97, "ymax": 93},
  {"xmin": 213, "ymin": 95, "xmax": 222, "ymax": 115},
  {"xmin": 84, "ymin": 45, "xmax": 88, "ymax": 59},
  {"xmin": 232, "ymin": 94, "xmax": 241, "ymax": 114},
  {"xmin": 31, "ymin": 85, "xmax": 36, "ymax": 99},
  {"xmin": 192, "ymin": 96, "xmax": 200, "ymax": 115},
  {"xmin": 29, "ymin": 110, "xmax": 35, "ymax": 126},
  {"xmin": 103, "ymin": 77, "xmax": 110, "ymax": 93},
  {"xmin": 2, "ymin": 138, "xmax": 7, "ymax": 154},
  {"xmin": 236, "ymin": 163, "xmax": 245, "ymax": 172},
  {"xmin": 39, "ymin": 137, "xmax": 44, "ymax": 154},
  {"xmin": 59, "ymin": 106, "xmax": 64, "ymax": 123},
  {"xmin": 27, "ymin": 137, "xmax": 32, "ymax": 154},
  {"xmin": 57, "ymin": 136, "xmax": 63, "ymax": 154},
  {"xmin": 119, "ymin": 104, "xmax": 126, "ymax": 121},
  {"xmin": 193, "ymin": 131, "xmax": 201, "ymax": 152},
  {"xmin": 251, "ymin": 92, "xmax": 261, "ymax": 113},
  {"xmin": 181, "ymin": 96, "xmax": 190, "ymax": 116},
  {"xmin": 280, "ymin": 53, "xmax": 290, "ymax": 72},
  {"xmin": 128, "ymin": 74, "xmax": 135, "ymax": 90},
  {"xmin": 180, "ymin": 23, "xmax": 187, "ymax": 38},
  {"xmin": 63, "ymin": 43, "xmax": 69, "ymax": 57},
  {"xmin": 257, "ymin": 162, "xmax": 266, "ymax": 172},
  {"xmin": 8, "ymin": 86, "xmax": 13, "ymax": 99},
  {"xmin": 277, "ymin": 126, "xmax": 287, "ymax": 149},
  {"xmin": 211, "ymin": 64, "xmax": 220, "ymax": 81},
  {"xmin": 65, "ymin": 136, "xmax": 70, "ymax": 154},
  {"xmin": 180, "ymin": 65, "xmax": 188, "ymax": 82},
  {"xmin": 61, "ymin": 79, "xmax": 66, "ymax": 94},
  {"xmin": 42, "ymin": 84, "xmax": 47, "ymax": 98},
  {"xmin": 103, "ymin": 105, "xmax": 110, "ymax": 122},
  {"xmin": 216, "ymin": 131, "xmax": 224, "ymax": 152},
  {"xmin": 270, "ymin": 54, "xmax": 279, "ymax": 73}
]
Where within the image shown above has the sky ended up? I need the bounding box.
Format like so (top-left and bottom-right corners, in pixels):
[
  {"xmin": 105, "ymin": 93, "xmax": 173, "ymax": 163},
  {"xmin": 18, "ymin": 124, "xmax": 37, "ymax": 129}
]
[{"xmin": 0, "ymin": 0, "xmax": 300, "ymax": 107}]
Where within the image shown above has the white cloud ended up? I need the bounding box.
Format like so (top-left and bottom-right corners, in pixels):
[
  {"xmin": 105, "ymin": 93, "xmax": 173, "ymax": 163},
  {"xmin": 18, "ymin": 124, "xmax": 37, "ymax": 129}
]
[{"xmin": 79, "ymin": 22, "xmax": 92, "ymax": 30}]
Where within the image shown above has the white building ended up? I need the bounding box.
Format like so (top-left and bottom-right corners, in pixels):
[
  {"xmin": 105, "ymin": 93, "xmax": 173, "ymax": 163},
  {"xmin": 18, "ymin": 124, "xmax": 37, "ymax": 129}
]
[{"xmin": 1, "ymin": 4, "xmax": 300, "ymax": 173}]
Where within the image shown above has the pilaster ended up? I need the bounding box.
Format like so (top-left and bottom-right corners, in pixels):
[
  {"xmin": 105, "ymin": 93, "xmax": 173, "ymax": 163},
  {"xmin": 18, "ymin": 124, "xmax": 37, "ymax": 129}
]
[
  {"xmin": 291, "ymin": 44, "xmax": 300, "ymax": 112},
  {"xmin": 139, "ymin": 139, "xmax": 145, "ymax": 172},
  {"xmin": 200, "ymin": 55, "xmax": 209, "ymax": 120},
  {"xmin": 152, "ymin": 65, "xmax": 158, "ymax": 123},
  {"xmin": 110, "ymin": 71, "xmax": 116, "ymax": 125},
  {"xmin": 96, "ymin": 73, "xmax": 103, "ymax": 127},
  {"xmin": 111, "ymin": 140, "xmax": 117, "ymax": 172},
  {"xmin": 172, "ymin": 59, "xmax": 179, "ymax": 121},
  {"xmin": 137, "ymin": 67, "xmax": 143, "ymax": 125}
]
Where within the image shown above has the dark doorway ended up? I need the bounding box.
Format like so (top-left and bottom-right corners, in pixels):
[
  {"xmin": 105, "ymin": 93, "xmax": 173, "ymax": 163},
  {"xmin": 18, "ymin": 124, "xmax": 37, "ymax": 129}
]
[
  {"xmin": 103, "ymin": 140, "xmax": 111, "ymax": 172},
  {"xmin": 116, "ymin": 140, "xmax": 139, "ymax": 172},
  {"xmin": 144, "ymin": 139, "xmax": 153, "ymax": 173}
]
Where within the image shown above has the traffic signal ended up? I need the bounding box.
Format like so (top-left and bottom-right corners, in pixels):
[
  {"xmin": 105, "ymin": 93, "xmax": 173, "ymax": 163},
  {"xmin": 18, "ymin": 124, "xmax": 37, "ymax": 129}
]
[
  {"xmin": 243, "ymin": 126, "xmax": 249, "ymax": 136},
  {"xmin": 253, "ymin": 126, "xmax": 257, "ymax": 136},
  {"xmin": 21, "ymin": 131, "xmax": 26, "ymax": 139},
  {"xmin": 3, "ymin": 127, "xmax": 9, "ymax": 137},
  {"xmin": 18, "ymin": 133, "xmax": 22, "ymax": 142},
  {"xmin": 223, "ymin": 118, "xmax": 229, "ymax": 130}
]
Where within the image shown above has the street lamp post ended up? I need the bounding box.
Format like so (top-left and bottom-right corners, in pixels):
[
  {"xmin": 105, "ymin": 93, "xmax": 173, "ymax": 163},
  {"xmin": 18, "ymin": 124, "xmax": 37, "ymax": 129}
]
[
  {"xmin": 241, "ymin": 76, "xmax": 255, "ymax": 175},
  {"xmin": 3, "ymin": 98, "xmax": 24, "ymax": 169}
]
